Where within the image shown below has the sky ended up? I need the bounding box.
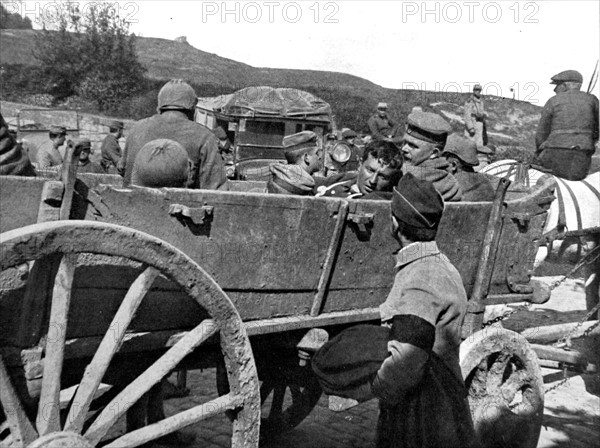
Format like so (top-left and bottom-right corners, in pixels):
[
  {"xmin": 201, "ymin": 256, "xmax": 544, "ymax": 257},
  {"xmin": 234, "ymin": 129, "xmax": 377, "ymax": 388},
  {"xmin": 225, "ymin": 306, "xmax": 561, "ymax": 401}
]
[{"xmin": 10, "ymin": 0, "xmax": 600, "ymax": 105}]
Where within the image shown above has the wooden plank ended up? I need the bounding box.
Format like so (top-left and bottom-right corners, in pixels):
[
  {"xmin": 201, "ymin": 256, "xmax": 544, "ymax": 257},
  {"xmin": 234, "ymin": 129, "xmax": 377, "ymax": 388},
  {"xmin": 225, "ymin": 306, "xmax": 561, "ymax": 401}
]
[
  {"xmin": 521, "ymin": 321, "xmax": 599, "ymax": 344},
  {"xmin": 530, "ymin": 344, "xmax": 588, "ymax": 366}
]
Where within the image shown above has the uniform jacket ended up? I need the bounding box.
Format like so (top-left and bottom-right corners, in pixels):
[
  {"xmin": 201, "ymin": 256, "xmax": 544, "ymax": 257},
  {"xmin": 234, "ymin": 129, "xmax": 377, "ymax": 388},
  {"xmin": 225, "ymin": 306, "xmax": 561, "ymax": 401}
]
[
  {"xmin": 37, "ymin": 142, "xmax": 64, "ymax": 169},
  {"xmin": 403, "ymin": 158, "xmax": 463, "ymax": 202},
  {"xmin": 0, "ymin": 113, "xmax": 36, "ymax": 177},
  {"xmin": 535, "ymin": 90, "xmax": 599, "ymax": 152},
  {"xmin": 373, "ymin": 241, "xmax": 475, "ymax": 448},
  {"xmin": 463, "ymin": 96, "xmax": 487, "ymax": 132},
  {"xmin": 314, "ymin": 172, "xmax": 362, "ymax": 198},
  {"xmin": 453, "ymin": 170, "xmax": 495, "ymax": 202},
  {"xmin": 368, "ymin": 114, "xmax": 396, "ymax": 141},
  {"xmin": 122, "ymin": 111, "xmax": 227, "ymax": 190},
  {"xmin": 100, "ymin": 134, "xmax": 122, "ymax": 172}
]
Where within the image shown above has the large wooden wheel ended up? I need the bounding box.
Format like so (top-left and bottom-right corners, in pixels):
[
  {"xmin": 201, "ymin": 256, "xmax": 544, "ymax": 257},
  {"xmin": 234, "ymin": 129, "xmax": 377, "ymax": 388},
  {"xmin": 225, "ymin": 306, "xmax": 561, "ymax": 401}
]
[
  {"xmin": 460, "ymin": 328, "xmax": 544, "ymax": 448},
  {"xmin": 0, "ymin": 221, "xmax": 260, "ymax": 447}
]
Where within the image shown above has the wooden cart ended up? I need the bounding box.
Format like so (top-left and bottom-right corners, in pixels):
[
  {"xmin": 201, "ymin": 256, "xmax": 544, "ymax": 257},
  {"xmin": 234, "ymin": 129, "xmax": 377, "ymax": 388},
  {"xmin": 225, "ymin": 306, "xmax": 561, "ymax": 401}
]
[{"xmin": 0, "ymin": 147, "xmax": 556, "ymax": 448}]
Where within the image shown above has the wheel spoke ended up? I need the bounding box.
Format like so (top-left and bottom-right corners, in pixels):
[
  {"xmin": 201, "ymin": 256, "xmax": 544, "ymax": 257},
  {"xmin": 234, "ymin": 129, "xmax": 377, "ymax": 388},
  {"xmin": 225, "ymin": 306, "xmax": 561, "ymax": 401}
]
[
  {"xmin": 103, "ymin": 393, "xmax": 242, "ymax": 448},
  {"xmin": 0, "ymin": 356, "xmax": 38, "ymax": 446},
  {"xmin": 36, "ymin": 254, "xmax": 77, "ymax": 436},
  {"xmin": 501, "ymin": 369, "xmax": 532, "ymax": 405},
  {"xmin": 64, "ymin": 267, "xmax": 160, "ymax": 433},
  {"xmin": 84, "ymin": 319, "xmax": 218, "ymax": 445}
]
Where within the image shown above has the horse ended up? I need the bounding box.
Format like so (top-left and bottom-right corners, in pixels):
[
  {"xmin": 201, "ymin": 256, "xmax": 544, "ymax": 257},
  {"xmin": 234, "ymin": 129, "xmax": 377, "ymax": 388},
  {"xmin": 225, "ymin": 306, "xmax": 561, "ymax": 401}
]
[{"xmin": 482, "ymin": 159, "xmax": 600, "ymax": 318}]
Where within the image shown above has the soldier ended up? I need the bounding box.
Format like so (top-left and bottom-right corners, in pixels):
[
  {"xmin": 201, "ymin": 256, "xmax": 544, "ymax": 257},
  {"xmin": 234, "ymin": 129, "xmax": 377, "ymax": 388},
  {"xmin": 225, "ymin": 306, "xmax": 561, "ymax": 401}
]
[
  {"xmin": 315, "ymin": 140, "xmax": 402, "ymax": 199},
  {"xmin": 0, "ymin": 112, "xmax": 36, "ymax": 176},
  {"xmin": 373, "ymin": 173, "xmax": 476, "ymax": 448},
  {"xmin": 464, "ymin": 84, "xmax": 492, "ymax": 164},
  {"xmin": 100, "ymin": 120, "xmax": 124, "ymax": 174},
  {"xmin": 401, "ymin": 111, "xmax": 462, "ymax": 201},
  {"xmin": 368, "ymin": 103, "xmax": 396, "ymax": 142},
  {"xmin": 267, "ymin": 131, "xmax": 322, "ymax": 195},
  {"xmin": 442, "ymin": 133, "xmax": 496, "ymax": 201},
  {"xmin": 120, "ymin": 79, "xmax": 227, "ymax": 190},
  {"xmin": 75, "ymin": 138, "xmax": 104, "ymax": 174},
  {"xmin": 37, "ymin": 125, "xmax": 67, "ymax": 170},
  {"xmin": 534, "ymin": 69, "xmax": 599, "ymax": 181}
]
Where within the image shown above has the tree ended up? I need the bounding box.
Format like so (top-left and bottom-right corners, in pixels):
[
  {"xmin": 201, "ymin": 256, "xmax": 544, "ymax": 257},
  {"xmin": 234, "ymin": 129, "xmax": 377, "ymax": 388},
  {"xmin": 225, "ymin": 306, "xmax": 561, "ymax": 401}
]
[
  {"xmin": 33, "ymin": 2, "xmax": 146, "ymax": 109},
  {"xmin": 0, "ymin": 3, "xmax": 33, "ymax": 29}
]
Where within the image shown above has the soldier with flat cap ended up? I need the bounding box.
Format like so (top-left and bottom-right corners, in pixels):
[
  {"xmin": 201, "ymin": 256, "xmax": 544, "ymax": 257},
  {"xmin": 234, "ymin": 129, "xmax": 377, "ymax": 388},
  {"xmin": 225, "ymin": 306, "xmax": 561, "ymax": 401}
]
[
  {"xmin": 463, "ymin": 83, "xmax": 490, "ymax": 153},
  {"xmin": 442, "ymin": 133, "xmax": 496, "ymax": 201},
  {"xmin": 38, "ymin": 125, "xmax": 67, "ymax": 170},
  {"xmin": 368, "ymin": 102, "xmax": 396, "ymax": 142},
  {"xmin": 372, "ymin": 173, "xmax": 475, "ymax": 448},
  {"xmin": 267, "ymin": 130, "xmax": 322, "ymax": 195},
  {"xmin": 401, "ymin": 111, "xmax": 462, "ymax": 201},
  {"xmin": 75, "ymin": 138, "xmax": 103, "ymax": 174},
  {"xmin": 101, "ymin": 120, "xmax": 124, "ymax": 174},
  {"xmin": 535, "ymin": 69, "xmax": 599, "ymax": 181},
  {"xmin": 121, "ymin": 79, "xmax": 226, "ymax": 190}
]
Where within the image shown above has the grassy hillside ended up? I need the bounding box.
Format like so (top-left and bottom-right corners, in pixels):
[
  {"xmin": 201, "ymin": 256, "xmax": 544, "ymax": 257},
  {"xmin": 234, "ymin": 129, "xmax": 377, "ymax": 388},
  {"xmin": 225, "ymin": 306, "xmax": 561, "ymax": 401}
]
[{"xmin": 0, "ymin": 29, "xmax": 542, "ymax": 154}]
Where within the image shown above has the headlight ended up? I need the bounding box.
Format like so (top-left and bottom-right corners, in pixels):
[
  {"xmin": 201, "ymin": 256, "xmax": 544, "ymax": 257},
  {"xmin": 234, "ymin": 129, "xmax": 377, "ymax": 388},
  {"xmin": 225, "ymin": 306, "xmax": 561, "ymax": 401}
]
[{"xmin": 330, "ymin": 142, "xmax": 351, "ymax": 163}]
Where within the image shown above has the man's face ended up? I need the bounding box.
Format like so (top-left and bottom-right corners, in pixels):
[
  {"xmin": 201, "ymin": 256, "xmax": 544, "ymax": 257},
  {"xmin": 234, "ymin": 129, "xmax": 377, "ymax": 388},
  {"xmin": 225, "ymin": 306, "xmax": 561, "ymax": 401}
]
[
  {"xmin": 553, "ymin": 82, "xmax": 567, "ymax": 94},
  {"xmin": 377, "ymin": 108, "xmax": 387, "ymax": 118},
  {"xmin": 473, "ymin": 89, "xmax": 482, "ymax": 98},
  {"xmin": 79, "ymin": 148, "xmax": 90, "ymax": 162},
  {"xmin": 401, "ymin": 134, "xmax": 437, "ymax": 166},
  {"xmin": 52, "ymin": 134, "xmax": 66, "ymax": 146},
  {"xmin": 117, "ymin": 128, "xmax": 124, "ymax": 138},
  {"xmin": 305, "ymin": 146, "xmax": 323, "ymax": 175},
  {"xmin": 356, "ymin": 153, "xmax": 398, "ymax": 195}
]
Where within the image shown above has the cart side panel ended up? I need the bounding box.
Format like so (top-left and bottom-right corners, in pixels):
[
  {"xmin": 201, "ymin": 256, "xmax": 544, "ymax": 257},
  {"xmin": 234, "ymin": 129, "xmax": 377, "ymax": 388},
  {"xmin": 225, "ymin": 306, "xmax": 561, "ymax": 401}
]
[{"xmin": 0, "ymin": 176, "xmax": 47, "ymax": 233}]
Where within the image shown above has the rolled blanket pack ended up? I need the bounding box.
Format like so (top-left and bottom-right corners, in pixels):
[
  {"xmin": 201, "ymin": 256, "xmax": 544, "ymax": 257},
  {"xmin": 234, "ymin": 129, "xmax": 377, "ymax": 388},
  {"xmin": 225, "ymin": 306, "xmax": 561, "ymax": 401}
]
[
  {"xmin": 267, "ymin": 163, "xmax": 315, "ymax": 195},
  {"xmin": 131, "ymin": 138, "xmax": 190, "ymax": 188}
]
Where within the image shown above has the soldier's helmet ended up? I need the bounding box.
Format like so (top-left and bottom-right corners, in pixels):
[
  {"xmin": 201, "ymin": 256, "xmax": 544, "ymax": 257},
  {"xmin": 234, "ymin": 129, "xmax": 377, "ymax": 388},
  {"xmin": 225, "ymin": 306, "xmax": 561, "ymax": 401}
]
[{"xmin": 157, "ymin": 79, "xmax": 198, "ymax": 111}]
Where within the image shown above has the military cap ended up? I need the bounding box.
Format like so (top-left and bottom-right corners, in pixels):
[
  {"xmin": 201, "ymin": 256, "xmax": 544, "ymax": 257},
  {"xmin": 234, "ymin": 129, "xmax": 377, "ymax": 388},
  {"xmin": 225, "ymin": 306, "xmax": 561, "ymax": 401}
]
[
  {"xmin": 107, "ymin": 120, "xmax": 124, "ymax": 129},
  {"xmin": 473, "ymin": 84, "xmax": 483, "ymax": 91},
  {"xmin": 392, "ymin": 173, "xmax": 444, "ymax": 231},
  {"xmin": 377, "ymin": 102, "xmax": 388, "ymax": 109},
  {"xmin": 341, "ymin": 128, "xmax": 357, "ymax": 139},
  {"xmin": 282, "ymin": 131, "xmax": 318, "ymax": 154},
  {"xmin": 73, "ymin": 137, "xmax": 92, "ymax": 150},
  {"xmin": 405, "ymin": 111, "xmax": 453, "ymax": 145},
  {"xmin": 550, "ymin": 70, "xmax": 583, "ymax": 84},
  {"xmin": 49, "ymin": 125, "xmax": 67, "ymax": 135},
  {"xmin": 442, "ymin": 133, "xmax": 478, "ymax": 166}
]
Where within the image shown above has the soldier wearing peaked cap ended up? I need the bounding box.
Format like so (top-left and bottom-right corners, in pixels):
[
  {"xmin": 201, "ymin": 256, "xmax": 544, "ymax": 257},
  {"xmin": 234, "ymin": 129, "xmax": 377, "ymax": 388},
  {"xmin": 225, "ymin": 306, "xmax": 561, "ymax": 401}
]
[
  {"xmin": 401, "ymin": 111, "xmax": 463, "ymax": 201},
  {"xmin": 371, "ymin": 173, "xmax": 476, "ymax": 448},
  {"xmin": 75, "ymin": 137, "xmax": 103, "ymax": 174},
  {"xmin": 463, "ymin": 83, "xmax": 491, "ymax": 161},
  {"xmin": 368, "ymin": 102, "xmax": 396, "ymax": 142},
  {"xmin": 121, "ymin": 80, "xmax": 226, "ymax": 189},
  {"xmin": 101, "ymin": 120, "xmax": 125, "ymax": 174},
  {"xmin": 534, "ymin": 69, "xmax": 599, "ymax": 181},
  {"xmin": 267, "ymin": 131, "xmax": 322, "ymax": 195},
  {"xmin": 442, "ymin": 133, "xmax": 495, "ymax": 201},
  {"xmin": 37, "ymin": 125, "xmax": 68, "ymax": 170}
]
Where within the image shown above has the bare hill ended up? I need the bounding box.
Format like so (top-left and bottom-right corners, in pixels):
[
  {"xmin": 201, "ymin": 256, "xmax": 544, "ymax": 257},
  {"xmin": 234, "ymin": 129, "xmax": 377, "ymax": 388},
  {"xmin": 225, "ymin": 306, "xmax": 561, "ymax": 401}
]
[{"xmin": 0, "ymin": 29, "xmax": 542, "ymax": 152}]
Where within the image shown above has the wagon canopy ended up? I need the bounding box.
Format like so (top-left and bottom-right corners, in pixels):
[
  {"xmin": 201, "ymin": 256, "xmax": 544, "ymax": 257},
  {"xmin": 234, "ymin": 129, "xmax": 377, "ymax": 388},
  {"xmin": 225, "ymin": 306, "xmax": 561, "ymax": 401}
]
[{"xmin": 197, "ymin": 86, "xmax": 332, "ymax": 121}]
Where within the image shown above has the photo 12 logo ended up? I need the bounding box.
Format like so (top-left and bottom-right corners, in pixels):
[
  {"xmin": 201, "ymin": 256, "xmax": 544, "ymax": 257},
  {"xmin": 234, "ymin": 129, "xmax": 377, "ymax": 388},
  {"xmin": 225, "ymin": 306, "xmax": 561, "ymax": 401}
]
[
  {"xmin": 1, "ymin": 1, "xmax": 140, "ymax": 25},
  {"xmin": 401, "ymin": 1, "xmax": 540, "ymax": 24},
  {"xmin": 201, "ymin": 1, "xmax": 340, "ymax": 24}
]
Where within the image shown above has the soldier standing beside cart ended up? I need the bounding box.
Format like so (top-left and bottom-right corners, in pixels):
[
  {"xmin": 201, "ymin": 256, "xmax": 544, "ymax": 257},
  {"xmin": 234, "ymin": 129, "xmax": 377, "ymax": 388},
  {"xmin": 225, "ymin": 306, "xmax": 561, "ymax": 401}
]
[
  {"xmin": 368, "ymin": 103, "xmax": 396, "ymax": 142},
  {"xmin": 100, "ymin": 120, "xmax": 124, "ymax": 174},
  {"xmin": 464, "ymin": 84, "xmax": 493, "ymax": 169}
]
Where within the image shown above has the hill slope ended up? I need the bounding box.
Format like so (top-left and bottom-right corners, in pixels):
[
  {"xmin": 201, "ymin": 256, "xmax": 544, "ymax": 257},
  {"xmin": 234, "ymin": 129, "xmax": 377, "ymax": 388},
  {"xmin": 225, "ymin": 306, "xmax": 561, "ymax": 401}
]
[{"xmin": 0, "ymin": 29, "xmax": 541, "ymax": 152}]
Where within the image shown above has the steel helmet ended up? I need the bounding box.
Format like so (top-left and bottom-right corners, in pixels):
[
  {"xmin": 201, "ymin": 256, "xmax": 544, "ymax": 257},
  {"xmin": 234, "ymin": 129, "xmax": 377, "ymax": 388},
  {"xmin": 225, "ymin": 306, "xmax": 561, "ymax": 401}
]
[{"xmin": 157, "ymin": 79, "xmax": 198, "ymax": 111}]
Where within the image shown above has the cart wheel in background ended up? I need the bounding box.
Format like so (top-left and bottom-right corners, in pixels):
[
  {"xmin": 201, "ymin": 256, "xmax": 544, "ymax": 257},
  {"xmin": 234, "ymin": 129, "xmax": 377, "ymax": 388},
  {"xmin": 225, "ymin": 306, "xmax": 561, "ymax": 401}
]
[
  {"xmin": 460, "ymin": 328, "xmax": 544, "ymax": 448},
  {"xmin": 0, "ymin": 221, "xmax": 260, "ymax": 448},
  {"xmin": 258, "ymin": 361, "xmax": 322, "ymax": 437}
]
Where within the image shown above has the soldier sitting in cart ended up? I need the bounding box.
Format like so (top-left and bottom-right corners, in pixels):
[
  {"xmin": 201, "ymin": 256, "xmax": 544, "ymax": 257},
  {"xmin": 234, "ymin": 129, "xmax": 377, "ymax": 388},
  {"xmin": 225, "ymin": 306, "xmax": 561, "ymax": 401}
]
[
  {"xmin": 441, "ymin": 133, "xmax": 496, "ymax": 201},
  {"xmin": 315, "ymin": 140, "xmax": 403, "ymax": 199},
  {"xmin": 0, "ymin": 112, "xmax": 36, "ymax": 177},
  {"xmin": 267, "ymin": 130, "xmax": 323, "ymax": 195},
  {"xmin": 400, "ymin": 111, "xmax": 463, "ymax": 202},
  {"xmin": 119, "ymin": 79, "xmax": 227, "ymax": 191}
]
